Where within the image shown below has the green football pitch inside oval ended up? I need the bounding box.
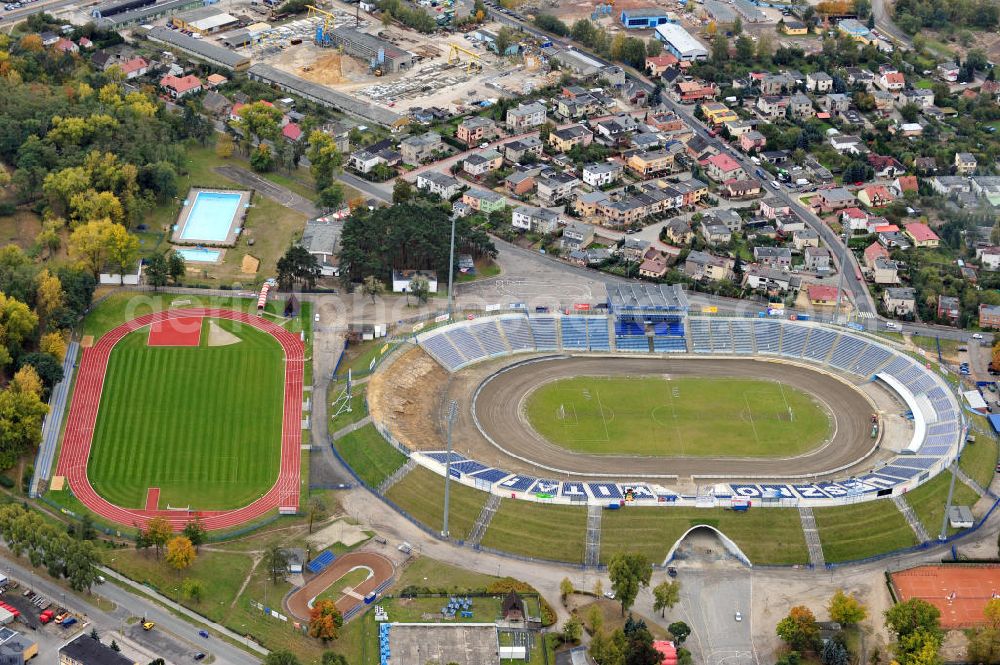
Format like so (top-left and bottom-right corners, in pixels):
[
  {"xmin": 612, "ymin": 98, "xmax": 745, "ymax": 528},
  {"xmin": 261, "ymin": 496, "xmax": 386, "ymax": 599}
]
[{"xmin": 523, "ymin": 375, "xmax": 833, "ymax": 458}]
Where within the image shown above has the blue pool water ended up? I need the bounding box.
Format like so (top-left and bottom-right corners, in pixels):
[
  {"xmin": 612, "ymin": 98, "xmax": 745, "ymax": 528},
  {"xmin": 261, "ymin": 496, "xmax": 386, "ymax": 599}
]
[
  {"xmin": 175, "ymin": 248, "xmax": 221, "ymax": 262},
  {"xmin": 180, "ymin": 191, "xmax": 242, "ymax": 241}
]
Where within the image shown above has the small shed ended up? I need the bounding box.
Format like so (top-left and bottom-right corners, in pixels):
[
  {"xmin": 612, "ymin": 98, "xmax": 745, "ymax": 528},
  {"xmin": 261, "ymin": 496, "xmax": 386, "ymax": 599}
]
[
  {"xmin": 964, "ymin": 389, "xmax": 988, "ymax": 414},
  {"xmin": 284, "ymin": 294, "xmax": 300, "ymax": 317},
  {"xmin": 501, "ymin": 591, "xmax": 525, "ymax": 622},
  {"xmin": 948, "ymin": 505, "xmax": 974, "ymax": 529}
]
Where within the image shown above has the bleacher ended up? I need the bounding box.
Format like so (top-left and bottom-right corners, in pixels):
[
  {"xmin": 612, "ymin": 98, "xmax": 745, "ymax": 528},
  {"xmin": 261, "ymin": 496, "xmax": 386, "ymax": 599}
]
[
  {"xmin": 689, "ymin": 319, "xmax": 712, "ymax": 353},
  {"xmin": 709, "ymin": 320, "xmax": 734, "ymax": 353},
  {"xmin": 827, "ymin": 335, "xmax": 867, "ymax": 370},
  {"xmin": 446, "ymin": 327, "xmax": 487, "ymax": 363},
  {"xmin": 470, "ymin": 321, "xmax": 508, "ymax": 357},
  {"xmin": 754, "ymin": 321, "xmax": 781, "ymax": 353},
  {"xmin": 500, "ymin": 317, "xmax": 535, "ymax": 351},
  {"xmin": 803, "ymin": 328, "xmax": 838, "ymax": 362},
  {"xmin": 586, "ymin": 317, "xmax": 611, "ymax": 351},
  {"xmin": 779, "ymin": 324, "xmax": 809, "ymax": 357},
  {"xmin": 306, "ymin": 550, "xmax": 335, "ymax": 574},
  {"xmin": 421, "ymin": 334, "xmax": 466, "ymax": 371},
  {"xmin": 731, "ymin": 320, "xmax": 754, "ymax": 354},
  {"xmin": 561, "ymin": 317, "xmax": 589, "ymax": 350},
  {"xmin": 529, "ymin": 317, "xmax": 558, "ymax": 350}
]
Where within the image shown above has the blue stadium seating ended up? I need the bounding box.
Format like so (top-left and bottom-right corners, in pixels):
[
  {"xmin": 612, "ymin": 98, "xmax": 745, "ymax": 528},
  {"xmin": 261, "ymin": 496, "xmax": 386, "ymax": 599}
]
[
  {"xmin": 529, "ymin": 317, "xmax": 558, "ymax": 350},
  {"xmin": 617, "ymin": 336, "xmax": 648, "ymax": 352},
  {"xmin": 710, "ymin": 320, "xmax": 734, "ymax": 353},
  {"xmin": 422, "ymin": 334, "xmax": 466, "ymax": 371},
  {"xmin": 500, "ymin": 317, "xmax": 535, "ymax": 351},
  {"xmin": 470, "ymin": 321, "xmax": 508, "ymax": 356},
  {"xmin": 653, "ymin": 338, "xmax": 687, "ymax": 352},
  {"xmin": 803, "ymin": 329, "xmax": 838, "ymax": 362},
  {"xmin": 689, "ymin": 319, "xmax": 711, "ymax": 353},
  {"xmin": 731, "ymin": 321, "xmax": 754, "ymax": 354},
  {"xmin": 753, "ymin": 321, "xmax": 781, "ymax": 353},
  {"xmin": 561, "ymin": 317, "xmax": 588, "ymax": 350},
  {"xmin": 586, "ymin": 318, "xmax": 610, "ymax": 351},
  {"xmin": 827, "ymin": 335, "xmax": 868, "ymax": 370},
  {"xmin": 446, "ymin": 327, "xmax": 487, "ymax": 363},
  {"xmin": 779, "ymin": 324, "xmax": 809, "ymax": 357}
]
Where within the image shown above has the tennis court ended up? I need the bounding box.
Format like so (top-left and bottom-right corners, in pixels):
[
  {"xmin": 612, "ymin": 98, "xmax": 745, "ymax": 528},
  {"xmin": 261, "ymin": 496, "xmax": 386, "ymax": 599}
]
[{"xmin": 890, "ymin": 564, "xmax": 1000, "ymax": 628}]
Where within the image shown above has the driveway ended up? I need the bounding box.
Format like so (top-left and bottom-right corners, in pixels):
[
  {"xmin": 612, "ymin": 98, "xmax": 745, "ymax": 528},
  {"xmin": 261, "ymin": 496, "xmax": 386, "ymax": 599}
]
[{"xmin": 214, "ymin": 165, "xmax": 320, "ymax": 218}]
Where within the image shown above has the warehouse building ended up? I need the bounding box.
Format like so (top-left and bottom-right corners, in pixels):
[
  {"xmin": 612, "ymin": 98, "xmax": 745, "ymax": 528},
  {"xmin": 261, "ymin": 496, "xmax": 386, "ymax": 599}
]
[
  {"xmin": 145, "ymin": 26, "xmax": 250, "ymax": 71},
  {"xmin": 94, "ymin": 0, "xmax": 203, "ymax": 28},
  {"xmin": 619, "ymin": 7, "xmax": 676, "ymax": 29},
  {"xmin": 171, "ymin": 6, "xmax": 240, "ymax": 34},
  {"xmin": 328, "ymin": 27, "xmax": 415, "ymax": 74},
  {"xmin": 654, "ymin": 23, "xmax": 708, "ymax": 61}
]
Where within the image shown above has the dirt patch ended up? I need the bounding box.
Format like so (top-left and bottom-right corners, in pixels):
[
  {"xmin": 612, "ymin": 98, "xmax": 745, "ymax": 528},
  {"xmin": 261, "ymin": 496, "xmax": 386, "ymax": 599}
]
[
  {"xmin": 306, "ymin": 518, "xmax": 369, "ymax": 550},
  {"xmin": 286, "ymin": 550, "xmax": 394, "ymax": 621},
  {"xmin": 300, "ymin": 53, "xmax": 348, "ymax": 85},
  {"xmin": 207, "ymin": 319, "xmax": 241, "ymax": 347},
  {"xmin": 0, "ymin": 209, "xmax": 43, "ymax": 251},
  {"xmin": 368, "ymin": 346, "xmax": 450, "ymax": 451},
  {"xmin": 241, "ymin": 254, "xmax": 260, "ymax": 274},
  {"xmin": 80, "ymin": 335, "xmax": 94, "ymax": 348}
]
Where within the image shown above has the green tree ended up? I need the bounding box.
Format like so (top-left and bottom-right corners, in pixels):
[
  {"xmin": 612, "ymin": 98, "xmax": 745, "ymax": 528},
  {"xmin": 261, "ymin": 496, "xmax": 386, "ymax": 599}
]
[
  {"xmin": 262, "ymin": 545, "xmax": 290, "ymax": 583},
  {"xmin": 564, "ymin": 615, "xmax": 583, "ymax": 643},
  {"xmin": 167, "ymin": 251, "xmax": 186, "ymax": 284},
  {"xmin": 264, "ymin": 650, "xmax": 302, "ymax": 665},
  {"xmin": 146, "ymin": 252, "xmax": 168, "ymax": 290},
  {"xmin": 821, "ymin": 640, "xmax": 849, "ymax": 665},
  {"xmin": 319, "ymin": 184, "xmax": 346, "ymax": 211},
  {"xmin": 607, "ymin": 552, "xmax": 652, "ymax": 616},
  {"xmin": 362, "ymin": 275, "xmax": 384, "ymax": 303},
  {"xmin": 307, "ymin": 131, "xmax": 343, "ymax": 191},
  {"xmin": 776, "ymin": 606, "xmax": 819, "ymax": 651},
  {"xmin": 277, "ymin": 245, "xmax": 321, "ymax": 291},
  {"xmin": 408, "ymin": 275, "xmax": 430, "ymax": 304},
  {"xmin": 110, "ymin": 640, "xmax": 120, "ymax": 652},
  {"xmin": 144, "ymin": 517, "xmax": 173, "ymax": 559},
  {"xmin": 652, "ymin": 580, "xmax": 680, "ymax": 618},
  {"xmin": 181, "ymin": 578, "xmax": 204, "ymax": 603},
  {"xmin": 250, "ymin": 144, "xmax": 275, "ymax": 172},
  {"xmin": 560, "ymin": 577, "xmax": 574, "ymax": 600},
  {"xmin": 646, "ymin": 38, "xmax": 662, "ymax": 57},
  {"xmin": 667, "ymin": 621, "xmax": 690, "ymax": 644},
  {"xmin": 885, "ymin": 599, "xmax": 942, "ymax": 640},
  {"xmin": 711, "ymin": 34, "xmax": 729, "ymax": 64},
  {"xmin": 392, "ymin": 179, "xmax": 415, "ymax": 204},
  {"xmin": 732, "ymin": 16, "xmax": 742, "ymax": 34},
  {"xmin": 182, "ymin": 519, "xmax": 206, "ymax": 550},
  {"xmin": 494, "ymin": 27, "xmax": 516, "ymax": 56},
  {"xmin": 322, "ymin": 654, "xmax": 349, "ymax": 665},
  {"xmin": 828, "ymin": 590, "xmax": 867, "ymax": 625}
]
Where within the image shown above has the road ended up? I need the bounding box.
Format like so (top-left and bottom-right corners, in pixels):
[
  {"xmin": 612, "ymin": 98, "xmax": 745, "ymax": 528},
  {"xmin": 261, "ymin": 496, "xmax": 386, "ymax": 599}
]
[{"xmin": 870, "ymin": 0, "xmax": 913, "ymax": 49}]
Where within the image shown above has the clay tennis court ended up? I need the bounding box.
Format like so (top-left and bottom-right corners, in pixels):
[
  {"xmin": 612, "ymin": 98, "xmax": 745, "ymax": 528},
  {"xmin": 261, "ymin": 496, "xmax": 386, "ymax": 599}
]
[
  {"xmin": 147, "ymin": 316, "xmax": 203, "ymax": 346},
  {"xmin": 891, "ymin": 565, "xmax": 1000, "ymax": 628},
  {"xmin": 286, "ymin": 551, "xmax": 394, "ymax": 622}
]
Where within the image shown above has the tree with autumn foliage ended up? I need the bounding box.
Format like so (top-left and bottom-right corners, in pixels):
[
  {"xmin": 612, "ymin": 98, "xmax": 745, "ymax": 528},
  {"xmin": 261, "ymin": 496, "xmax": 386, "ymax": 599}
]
[
  {"xmin": 308, "ymin": 600, "xmax": 344, "ymax": 642},
  {"xmin": 776, "ymin": 606, "xmax": 819, "ymax": 651}
]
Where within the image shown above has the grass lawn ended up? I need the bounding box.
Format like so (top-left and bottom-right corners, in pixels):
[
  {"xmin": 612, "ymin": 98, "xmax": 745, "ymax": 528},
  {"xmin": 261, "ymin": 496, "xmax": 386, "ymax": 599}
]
[
  {"xmin": 395, "ymin": 556, "xmax": 500, "ymax": 592},
  {"xmin": 328, "ymin": 386, "xmax": 369, "ymax": 433},
  {"xmin": 813, "ymin": 500, "xmax": 918, "ymax": 562},
  {"xmin": 333, "ymin": 424, "xmax": 407, "ymax": 488},
  {"xmin": 315, "ymin": 567, "xmax": 373, "ymax": 604},
  {"xmin": 600, "ymin": 508, "xmax": 809, "ymax": 565},
  {"xmin": 480, "ymin": 501, "xmax": 587, "ymax": 563},
  {"xmin": 911, "ymin": 335, "xmax": 960, "ymax": 361},
  {"xmin": 338, "ymin": 339, "xmax": 396, "ymax": 377},
  {"xmin": 525, "ymin": 376, "xmax": 830, "ymax": 457},
  {"xmin": 457, "ymin": 258, "xmax": 502, "ymax": 283},
  {"xmin": 959, "ymin": 427, "xmax": 999, "ymax": 490},
  {"xmin": 377, "ymin": 595, "xmax": 503, "ymax": 623},
  {"xmin": 386, "ymin": 466, "xmax": 487, "ymax": 540},
  {"xmin": 915, "ymin": 79, "xmax": 935, "ymax": 89},
  {"xmin": 577, "ymin": 597, "xmax": 669, "ymax": 639},
  {"xmin": 906, "ymin": 470, "xmax": 981, "ymax": 537},
  {"xmin": 88, "ymin": 318, "xmax": 284, "ymax": 510}
]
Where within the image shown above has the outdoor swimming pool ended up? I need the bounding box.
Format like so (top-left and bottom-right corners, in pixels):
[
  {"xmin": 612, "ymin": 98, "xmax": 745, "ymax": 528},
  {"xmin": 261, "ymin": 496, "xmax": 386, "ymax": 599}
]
[
  {"xmin": 179, "ymin": 191, "xmax": 243, "ymax": 242},
  {"xmin": 175, "ymin": 248, "xmax": 222, "ymax": 263}
]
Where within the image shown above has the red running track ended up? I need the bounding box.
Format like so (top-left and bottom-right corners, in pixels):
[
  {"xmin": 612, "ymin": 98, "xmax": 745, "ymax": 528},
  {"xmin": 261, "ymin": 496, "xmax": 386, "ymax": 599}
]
[{"xmin": 57, "ymin": 308, "xmax": 304, "ymax": 531}]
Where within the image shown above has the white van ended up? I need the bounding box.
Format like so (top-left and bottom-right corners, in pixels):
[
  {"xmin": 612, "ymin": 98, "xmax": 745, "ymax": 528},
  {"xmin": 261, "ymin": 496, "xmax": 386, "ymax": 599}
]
[{"xmin": 886, "ymin": 321, "xmax": 901, "ymax": 330}]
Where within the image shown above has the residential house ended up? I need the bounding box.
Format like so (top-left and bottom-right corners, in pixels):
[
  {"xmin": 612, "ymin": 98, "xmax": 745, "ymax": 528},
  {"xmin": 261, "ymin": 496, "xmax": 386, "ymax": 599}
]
[
  {"xmin": 804, "ymin": 246, "xmax": 830, "ymax": 271},
  {"xmin": 663, "ymin": 218, "xmax": 693, "ymax": 245},
  {"xmin": 980, "ymin": 303, "xmax": 1000, "ymax": 329},
  {"xmin": 461, "ymin": 188, "xmax": 506, "ymax": 213},
  {"xmin": 673, "ymin": 80, "xmax": 716, "ymax": 103},
  {"xmin": 756, "ymin": 95, "xmax": 789, "ymax": 120},
  {"xmin": 301, "ymin": 219, "xmax": 339, "ymax": 276},
  {"xmin": 857, "ymin": 185, "xmax": 895, "ymax": 208},
  {"xmin": 904, "ymin": 222, "xmax": 940, "ymax": 248},
  {"xmin": 813, "ymin": 187, "xmax": 855, "ymax": 212},
  {"xmin": 701, "ymin": 153, "xmax": 746, "ymax": 182},
  {"xmin": 971, "ymin": 176, "xmax": 1000, "ymax": 206},
  {"xmin": 349, "ymin": 139, "xmax": 400, "ymax": 174},
  {"xmin": 556, "ymin": 93, "xmax": 602, "ymax": 119},
  {"xmin": 685, "ymin": 250, "xmax": 734, "ymax": 281},
  {"xmin": 937, "ymin": 62, "xmax": 960, "ymax": 82},
  {"xmin": 937, "ymin": 295, "xmax": 960, "ymax": 323},
  {"xmin": 505, "ymin": 168, "xmax": 538, "ymax": 196},
  {"xmin": 119, "ymin": 56, "xmax": 148, "ymax": 80},
  {"xmin": 899, "ymin": 88, "xmax": 934, "ymax": 109},
  {"xmin": 871, "ymin": 90, "xmax": 896, "ymax": 114},
  {"xmin": 282, "ymin": 122, "xmax": 303, "ymax": 142},
  {"xmin": 53, "ymin": 37, "xmax": 78, "ymax": 54},
  {"xmin": 789, "ymin": 92, "xmax": 813, "ymax": 119},
  {"xmin": 400, "ymin": 132, "xmax": 443, "ymax": 164},
  {"xmin": 873, "ymin": 257, "xmax": 901, "ymax": 284},
  {"xmin": 725, "ymin": 119, "xmax": 756, "ymax": 138},
  {"xmin": 955, "ymin": 152, "xmax": 977, "ymax": 175},
  {"xmin": 457, "ymin": 116, "xmax": 498, "ymax": 147},
  {"xmin": 561, "ymin": 222, "xmax": 595, "ymax": 251},
  {"xmin": 701, "ymin": 102, "xmax": 738, "ymax": 125},
  {"xmin": 793, "ymin": 228, "xmax": 820, "ymax": 250},
  {"xmin": 893, "ymin": 175, "xmax": 918, "ymax": 197},
  {"xmin": 743, "ymin": 264, "xmax": 799, "ymax": 293},
  {"xmin": 806, "ymin": 71, "xmax": 833, "ymax": 92},
  {"xmin": 978, "ymin": 246, "xmax": 1000, "ymax": 270},
  {"xmin": 929, "ymin": 175, "xmax": 972, "ymax": 197},
  {"xmin": 700, "ymin": 221, "xmax": 732, "ymax": 244},
  {"xmin": 896, "ymin": 122, "xmax": 924, "ymax": 138},
  {"xmin": 878, "ymin": 227, "xmax": 911, "ymax": 250},
  {"xmin": 463, "ymin": 149, "xmax": 503, "ymax": 176},
  {"xmin": 863, "ymin": 241, "xmax": 889, "ymax": 269},
  {"xmin": 775, "ymin": 214, "xmax": 806, "ymax": 235},
  {"xmin": 548, "ymin": 124, "xmax": 593, "ymax": 152},
  {"xmin": 627, "ymin": 149, "xmax": 674, "ymax": 177},
  {"xmin": 914, "ymin": 157, "xmax": 938, "ymax": 174},
  {"xmin": 159, "ymin": 74, "xmax": 202, "ymax": 99},
  {"xmin": 759, "ymin": 73, "xmax": 794, "ymax": 95},
  {"xmin": 645, "ymin": 54, "xmax": 679, "ymax": 77},
  {"xmin": 673, "ymin": 178, "xmax": 709, "ymax": 206},
  {"xmin": 506, "ymin": 102, "xmax": 547, "ymax": 130},
  {"xmin": 829, "ymin": 134, "xmax": 866, "ymax": 155},
  {"xmin": 536, "ymin": 171, "xmax": 580, "ymax": 204},
  {"xmin": 868, "ymin": 154, "xmax": 904, "ymax": 178},
  {"xmin": 201, "ymin": 90, "xmax": 231, "ymax": 117},
  {"xmin": 619, "ymin": 237, "xmax": 652, "ymax": 262},
  {"xmin": 754, "ymin": 246, "xmax": 792, "ymax": 269},
  {"xmin": 722, "ymin": 178, "xmax": 761, "ymax": 199},
  {"xmin": 205, "ymin": 73, "xmax": 228, "ymax": 88},
  {"xmin": 702, "ymin": 208, "xmax": 742, "ymax": 232},
  {"xmin": 845, "ymin": 67, "xmax": 875, "ymax": 89},
  {"xmin": 502, "ymin": 136, "xmax": 543, "ymax": 163},
  {"xmin": 822, "ymin": 93, "xmax": 851, "ymax": 116},
  {"xmin": 416, "ymin": 171, "xmax": 463, "ymax": 199},
  {"xmin": 512, "ymin": 206, "xmax": 560, "ymax": 234},
  {"xmin": 639, "ymin": 252, "xmax": 670, "ymax": 279},
  {"xmin": 883, "ymin": 287, "xmax": 916, "ymax": 317},
  {"xmin": 60, "ymin": 635, "xmax": 136, "ymax": 665},
  {"xmin": 876, "ymin": 69, "xmax": 905, "ymax": 92},
  {"xmin": 582, "ymin": 162, "xmax": 623, "ymax": 188},
  {"xmin": 594, "ymin": 114, "xmax": 640, "ymax": 142},
  {"xmin": 807, "ymin": 284, "xmax": 842, "ymax": 307},
  {"xmin": 780, "ymin": 19, "xmax": 808, "ymax": 35},
  {"xmin": 805, "ymin": 156, "xmax": 833, "ymax": 183},
  {"xmin": 739, "ymin": 130, "xmax": 767, "ymax": 153},
  {"xmin": 840, "ymin": 207, "xmax": 869, "ymax": 235}
]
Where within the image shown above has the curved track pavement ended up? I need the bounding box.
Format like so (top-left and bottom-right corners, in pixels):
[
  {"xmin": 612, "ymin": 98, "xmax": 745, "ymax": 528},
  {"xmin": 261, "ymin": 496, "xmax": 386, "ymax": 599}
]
[
  {"xmin": 472, "ymin": 356, "xmax": 878, "ymax": 479},
  {"xmin": 57, "ymin": 308, "xmax": 303, "ymax": 531},
  {"xmin": 286, "ymin": 551, "xmax": 395, "ymax": 621}
]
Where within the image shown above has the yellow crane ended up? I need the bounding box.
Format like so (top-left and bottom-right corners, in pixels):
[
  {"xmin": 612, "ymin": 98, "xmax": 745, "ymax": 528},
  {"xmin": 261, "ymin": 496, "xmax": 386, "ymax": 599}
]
[
  {"xmin": 447, "ymin": 42, "xmax": 482, "ymax": 74},
  {"xmin": 307, "ymin": 4, "xmax": 339, "ymax": 35}
]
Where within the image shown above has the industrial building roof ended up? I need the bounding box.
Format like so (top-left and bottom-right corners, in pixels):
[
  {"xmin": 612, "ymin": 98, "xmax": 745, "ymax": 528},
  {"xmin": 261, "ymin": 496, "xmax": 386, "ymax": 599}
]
[
  {"xmin": 654, "ymin": 23, "xmax": 707, "ymax": 57},
  {"xmin": 145, "ymin": 26, "xmax": 250, "ymax": 70},
  {"xmin": 607, "ymin": 283, "xmax": 689, "ymax": 311},
  {"xmin": 97, "ymin": 0, "xmax": 201, "ymax": 26}
]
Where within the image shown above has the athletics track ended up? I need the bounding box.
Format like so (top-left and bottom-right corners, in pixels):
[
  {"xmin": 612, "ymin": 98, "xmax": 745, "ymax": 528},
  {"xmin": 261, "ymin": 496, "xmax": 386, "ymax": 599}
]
[{"xmin": 56, "ymin": 308, "xmax": 303, "ymax": 531}]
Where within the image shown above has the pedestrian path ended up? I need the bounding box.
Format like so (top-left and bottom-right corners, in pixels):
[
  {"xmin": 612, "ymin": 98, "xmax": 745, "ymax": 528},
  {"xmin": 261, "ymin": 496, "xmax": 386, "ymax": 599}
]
[
  {"xmin": 798, "ymin": 507, "xmax": 825, "ymax": 568},
  {"xmin": 467, "ymin": 494, "xmax": 501, "ymax": 546},
  {"xmin": 584, "ymin": 505, "xmax": 602, "ymax": 567},
  {"xmin": 893, "ymin": 495, "xmax": 931, "ymax": 543}
]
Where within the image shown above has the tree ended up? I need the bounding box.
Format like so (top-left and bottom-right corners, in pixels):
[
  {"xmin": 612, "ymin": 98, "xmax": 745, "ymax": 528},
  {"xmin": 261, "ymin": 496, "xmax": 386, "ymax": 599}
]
[
  {"xmin": 40, "ymin": 332, "xmax": 67, "ymax": 364},
  {"xmin": 307, "ymin": 131, "xmax": 343, "ymax": 192},
  {"xmin": 146, "ymin": 252, "xmax": 168, "ymax": 290},
  {"xmin": 732, "ymin": 16, "xmax": 743, "ymax": 34},
  {"xmin": 11, "ymin": 366, "xmax": 43, "ymax": 399},
  {"xmin": 68, "ymin": 219, "xmax": 132, "ymax": 278},
  {"xmin": 711, "ymin": 34, "xmax": 728, "ymax": 64},
  {"xmin": 19, "ymin": 353, "xmax": 63, "ymax": 397},
  {"xmin": 588, "ymin": 603, "xmax": 604, "ymax": 635},
  {"xmin": 885, "ymin": 599, "xmax": 942, "ymax": 640},
  {"xmin": 250, "ymin": 144, "xmax": 275, "ymax": 173},
  {"xmin": 494, "ymin": 27, "xmax": 515, "ymax": 57},
  {"xmin": 167, "ymin": 251, "xmax": 186, "ymax": 284},
  {"xmin": 215, "ymin": 133, "xmax": 235, "ymax": 159},
  {"xmin": 564, "ymin": 615, "xmax": 583, "ymax": 643},
  {"xmin": 735, "ymin": 35, "xmax": 755, "ymax": 63},
  {"xmin": 967, "ymin": 627, "xmax": 1000, "ymax": 665},
  {"xmin": 181, "ymin": 578, "xmax": 204, "ymax": 603},
  {"xmin": 110, "ymin": 640, "xmax": 120, "ymax": 652},
  {"xmin": 667, "ymin": 621, "xmax": 690, "ymax": 645},
  {"xmin": 828, "ymin": 590, "xmax": 867, "ymax": 625},
  {"xmin": 776, "ymin": 606, "xmax": 819, "ymax": 651},
  {"xmin": 986, "ymin": 598, "xmax": 1000, "ymax": 629},
  {"xmin": 652, "ymin": 580, "xmax": 680, "ymax": 618},
  {"xmin": 90, "ymin": 628, "xmax": 99, "ymax": 640},
  {"xmin": 408, "ymin": 275, "xmax": 430, "ymax": 304},
  {"xmin": 362, "ymin": 275, "xmax": 384, "ymax": 304},
  {"xmin": 319, "ymin": 184, "xmax": 345, "ymax": 211},
  {"xmin": 35, "ymin": 270, "xmax": 63, "ymax": 325},
  {"xmin": 539, "ymin": 122, "xmax": 555, "ymax": 141},
  {"xmin": 264, "ymin": 650, "xmax": 302, "ymax": 665},
  {"xmin": 322, "ymin": 654, "xmax": 349, "ymax": 665},
  {"xmin": 821, "ymin": 640, "xmax": 849, "ymax": 665},
  {"xmin": 307, "ymin": 496, "xmax": 327, "ymax": 534},
  {"xmin": 309, "ymin": 599, "xmax": 345, "ymax": 642},
  {"xmin": 262, "ymin": 545, "xmax": 290, "ymax": 583},
  {"xmin": 646, "ymin": 38, "xmax": 662, "ymax": 57},
  {"xmin": 560, "ymin": 577, "xmax": 574, "ymax": 600},
  {"xmin": 144, "ymin": 517, "xmax": 172, "ymax": 559},
  {"xmin": 276, "ymin": 245, "xmax": 321, "ymax": 291},
  {"xmin": 237, "ymin": 101, "xmax": 283, "ymax": 148},
  {"xmin": 165, "ymin": 536, "xmax": 196, "ymax": 570},
  {"xmin": 893, "ymin": 629, "xmax": 943, "ymax": 665},
  {"xmin": 392, "ymin": 179, "xmax": 415, "ymax": 204},
  {"xmin": 607, "ymin": 552, "xmax": 652, "ymax": 616},
  {"xmin": 182, "ymin": 519, "xmax": 206, "ymax": 550}
]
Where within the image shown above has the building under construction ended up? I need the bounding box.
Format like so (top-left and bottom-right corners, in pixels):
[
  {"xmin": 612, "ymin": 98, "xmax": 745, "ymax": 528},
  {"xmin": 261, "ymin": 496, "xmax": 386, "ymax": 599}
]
[{"xmin": 321, "ymin": 27, "xmax": 416, "ymax": 74}]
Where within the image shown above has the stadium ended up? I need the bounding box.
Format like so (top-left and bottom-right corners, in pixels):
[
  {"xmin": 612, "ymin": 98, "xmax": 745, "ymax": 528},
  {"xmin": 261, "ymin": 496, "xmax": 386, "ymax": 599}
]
[{"xmin": 353, "ymin": 283, "xmax": 977, "ymax": 566}]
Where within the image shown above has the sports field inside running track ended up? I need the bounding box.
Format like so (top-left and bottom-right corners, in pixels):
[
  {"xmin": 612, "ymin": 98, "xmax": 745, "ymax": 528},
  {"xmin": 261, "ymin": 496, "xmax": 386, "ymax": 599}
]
[
  {"xmin": 524, "ymin": 376, "xmax": 831, "ymax": 457},
  {"xmin": 86, "ymin": 317, "xmax": 284, "ymax": 511}
]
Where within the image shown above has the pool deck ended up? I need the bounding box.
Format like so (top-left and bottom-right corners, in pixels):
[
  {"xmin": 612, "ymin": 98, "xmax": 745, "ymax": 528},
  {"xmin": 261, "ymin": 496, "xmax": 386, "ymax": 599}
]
[{"xmin": 171, "ymin": 187, "xmax": 252, "ymax": 247}]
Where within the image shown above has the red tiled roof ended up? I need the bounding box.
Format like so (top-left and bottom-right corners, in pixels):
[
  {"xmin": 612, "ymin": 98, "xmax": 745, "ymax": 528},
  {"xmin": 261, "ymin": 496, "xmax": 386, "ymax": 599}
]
[
  {"xmin": 864, "ymin": 241, "xmax": 889, "ymax": 261},
  {"xmin": 704, "ymin": 153, "xmax": 741, "ymax": 172},
  {"xmin": 160, "ymin": 74, "xmax": 202, "ymax": 94},
  {"xmin": 646, "ymin": 54, "xmax": 678, "ymax": 68},
  {"xmin": 841, "ymin": 206, "xmax": 867, "ymax": 219},
  {"xmin": 895, "ymin": 175, "xmax": 918, "ymax": 192},
  {"xmin": 282, "ymin": 122, "xmax": 303, "ymax": 141},
  {"xmin": 905, "ymin": 222, "xmax": 939, "ymax": 243},
  {"xmin": 120, "ymin": 57, "xmax": 147, "ymax": 74},
  {"xmin": 808, "ymin": 284, "xmax": 840, "ymax": 301}
]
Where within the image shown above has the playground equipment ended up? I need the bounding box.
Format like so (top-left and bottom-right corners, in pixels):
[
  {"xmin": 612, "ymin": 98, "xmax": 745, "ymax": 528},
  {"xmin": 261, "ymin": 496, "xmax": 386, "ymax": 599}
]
[{"xmin": 447, "ymin": 43, "xmax": 482, "ymax": 74}]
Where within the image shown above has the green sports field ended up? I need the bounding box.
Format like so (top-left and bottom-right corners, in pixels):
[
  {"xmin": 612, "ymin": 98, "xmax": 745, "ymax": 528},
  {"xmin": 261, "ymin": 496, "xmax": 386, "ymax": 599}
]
[
  {"xmin": 525, "ymin": 376, "xmax": 830, "ymax": 457},
  {"xmin": 87, "ymin": 318, "xmax": 284, "ymax": 510}
]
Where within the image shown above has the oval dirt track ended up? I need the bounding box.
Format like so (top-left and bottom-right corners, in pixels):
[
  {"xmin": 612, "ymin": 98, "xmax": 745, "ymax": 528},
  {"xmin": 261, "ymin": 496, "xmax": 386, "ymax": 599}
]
[
  {"xmin": 286, "ymin": 551, "xmax": 395, "ymax": 621},
  {"xmin": 473, "ymin": 356, "xmax": 878, "ymax": 479}
]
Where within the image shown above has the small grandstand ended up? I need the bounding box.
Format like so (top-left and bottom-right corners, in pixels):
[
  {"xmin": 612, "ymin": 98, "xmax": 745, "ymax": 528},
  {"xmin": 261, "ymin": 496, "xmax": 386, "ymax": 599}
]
[{"xmin": 404, "ymin": 285, "xmax": 965, "ymax": 509}]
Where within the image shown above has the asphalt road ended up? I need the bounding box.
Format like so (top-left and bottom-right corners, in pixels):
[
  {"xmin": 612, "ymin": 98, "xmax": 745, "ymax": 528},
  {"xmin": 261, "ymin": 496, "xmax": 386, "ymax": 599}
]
[
  {"xmin": 673, "ymin": 569, "xmax": 754, "ymax": 665},
  {"xmin": 870, "ymin": 0, "xmax": 913, "ymax": 49}
]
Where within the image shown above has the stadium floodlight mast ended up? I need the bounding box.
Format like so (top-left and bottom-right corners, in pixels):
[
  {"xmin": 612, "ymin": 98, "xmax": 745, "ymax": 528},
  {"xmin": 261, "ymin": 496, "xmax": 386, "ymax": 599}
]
[
  {"xmin": 446, "ymin": 216, "xmax": 456, "ymax": 320},
  {"xmin": 833, "ymin": 231, "xmax": 848, "ymax": 325},
  {"xmin": 442, "ymin": 400, "xmax": 458, "ymax": 539},
  {"xmin": 939, "ymin": 458, "xmax": 959, "ymax": 541}
]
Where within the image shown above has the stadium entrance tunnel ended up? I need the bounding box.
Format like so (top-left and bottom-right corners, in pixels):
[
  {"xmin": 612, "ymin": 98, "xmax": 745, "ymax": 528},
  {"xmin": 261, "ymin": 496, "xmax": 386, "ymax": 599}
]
[{"xmin": 663, "ymin": 525, "xmax": 751, "ymax": 568}]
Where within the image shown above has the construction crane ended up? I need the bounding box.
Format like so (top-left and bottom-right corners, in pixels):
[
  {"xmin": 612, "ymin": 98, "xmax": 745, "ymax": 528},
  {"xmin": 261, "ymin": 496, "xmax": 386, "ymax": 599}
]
[
  {"xmin": 447, "ymin": 42, "xmax": 482, "ymax": 74},
  {"xmin": 307, "ymin": 4, "xmax": 341, "ymax": 44}
]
